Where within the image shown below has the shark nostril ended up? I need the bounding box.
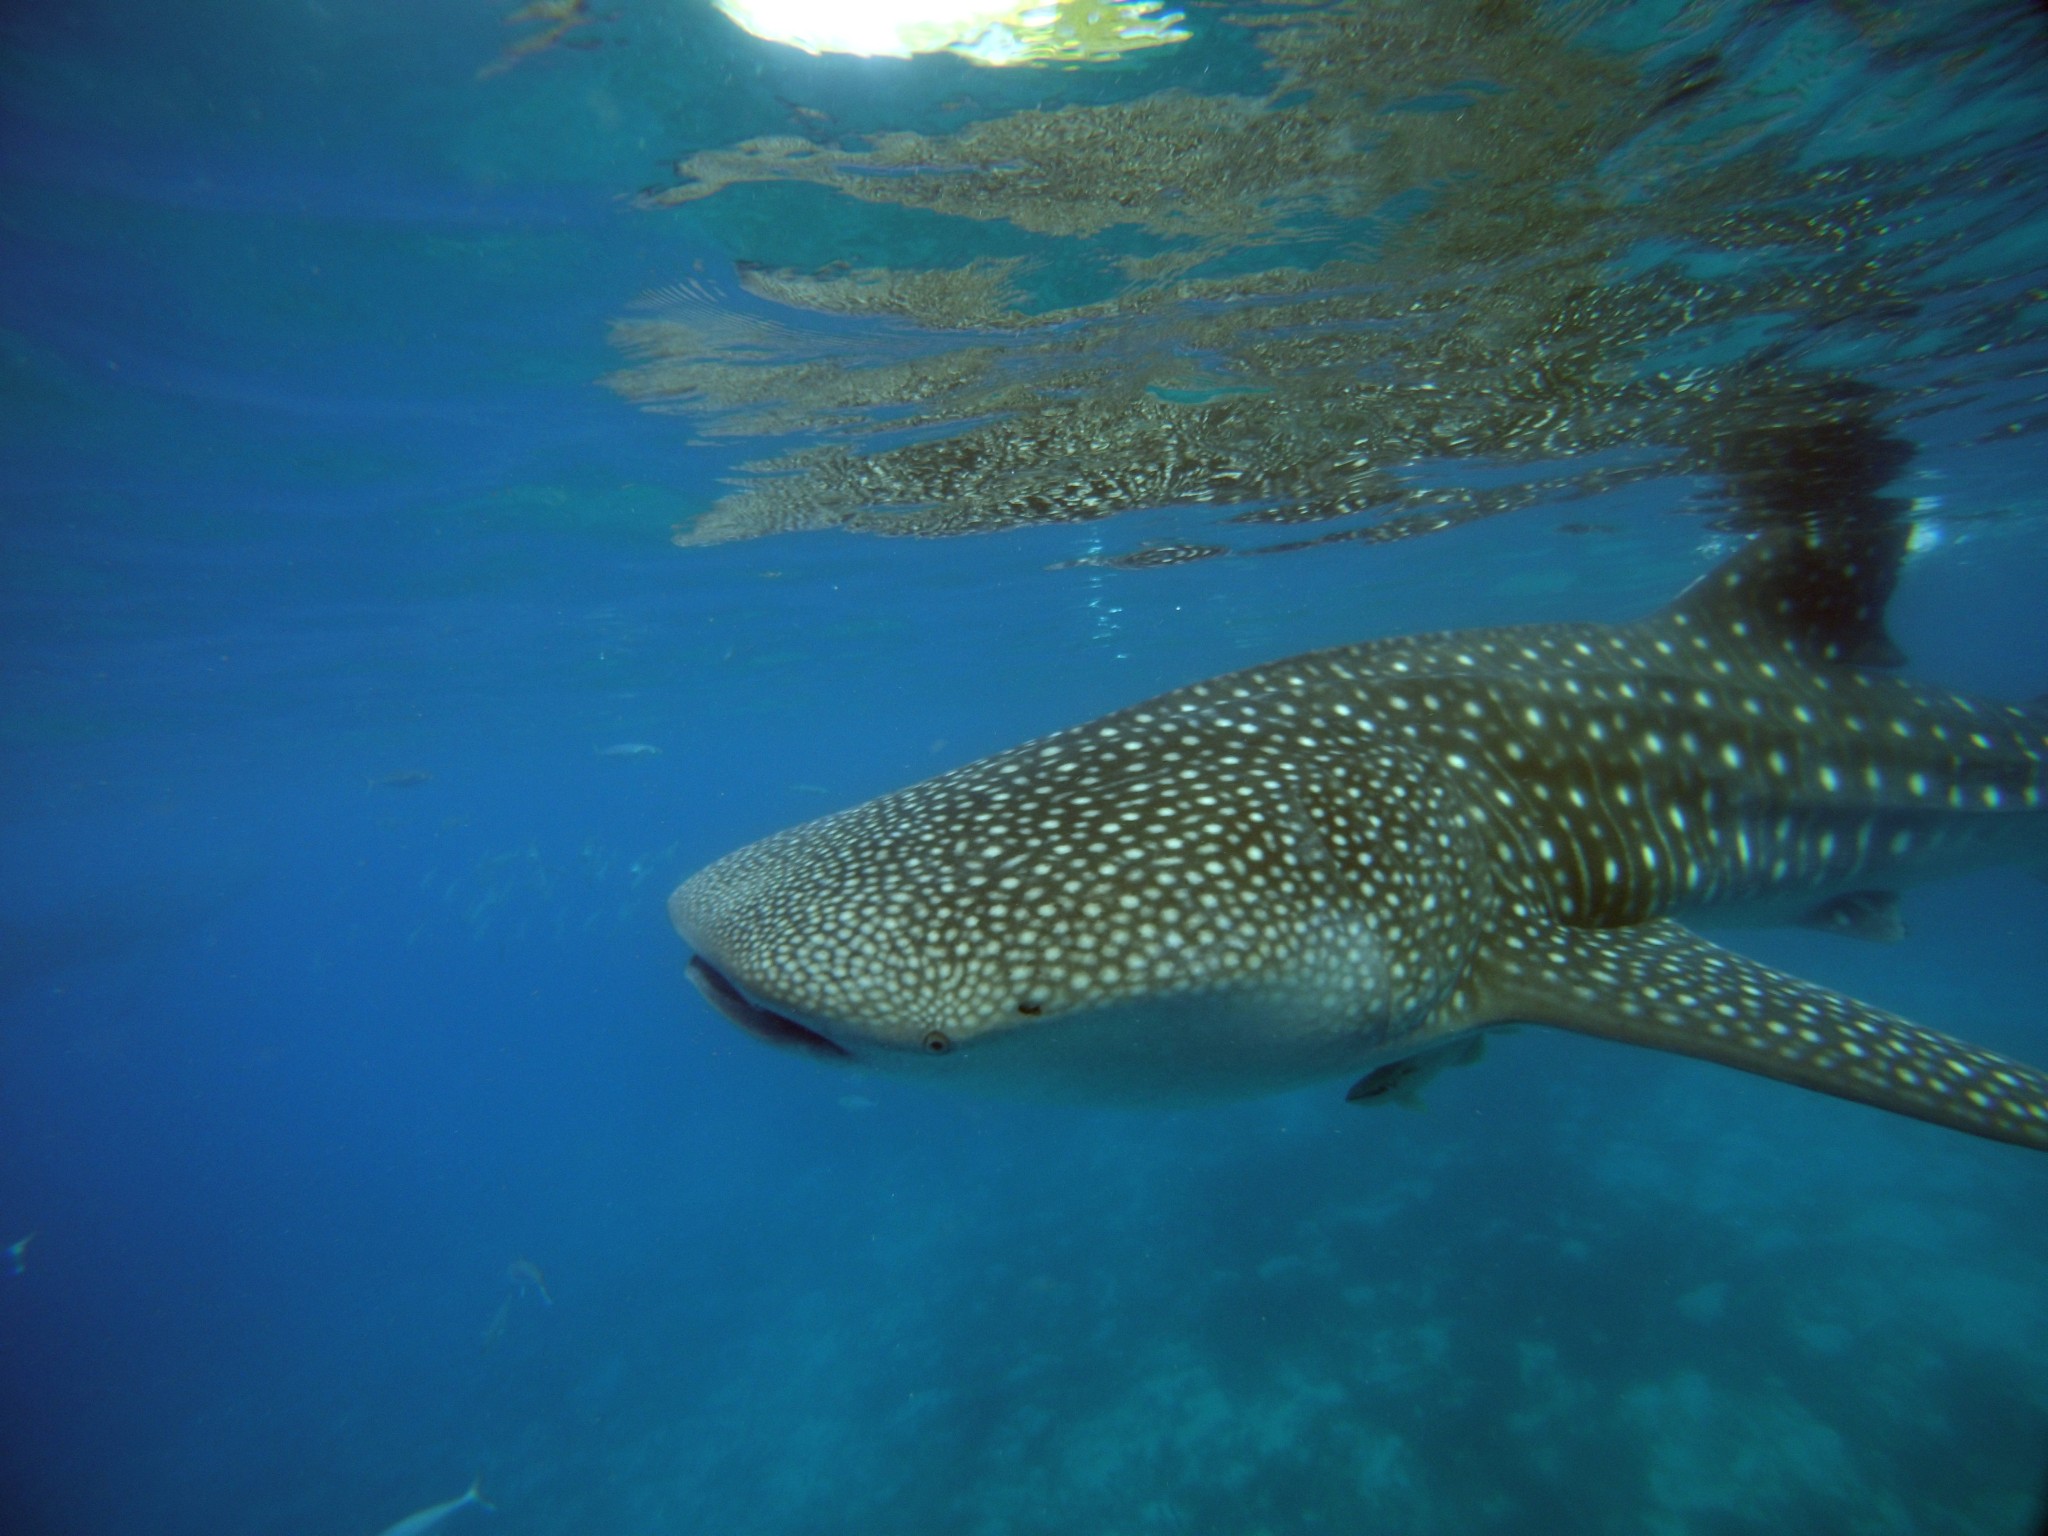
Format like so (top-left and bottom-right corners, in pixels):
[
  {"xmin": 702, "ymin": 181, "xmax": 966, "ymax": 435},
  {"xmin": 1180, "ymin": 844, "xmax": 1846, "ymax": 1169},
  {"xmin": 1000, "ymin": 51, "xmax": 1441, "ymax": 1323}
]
[{"xmin": 1016, "ymin": 1000, "xmax": 1044, "ymax": 1016}]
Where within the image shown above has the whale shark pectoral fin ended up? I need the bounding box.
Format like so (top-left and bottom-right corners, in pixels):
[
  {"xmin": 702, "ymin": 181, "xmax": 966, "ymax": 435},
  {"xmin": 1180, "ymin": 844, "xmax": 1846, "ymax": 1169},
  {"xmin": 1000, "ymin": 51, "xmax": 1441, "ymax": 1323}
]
[
  {"xmin": 1474, "ymin": 918, "xmax": 2048, "ymax": 1151},
  {"xmin": 1798, "ymin": 889, "xmax": 1906, "ymax": 943}
]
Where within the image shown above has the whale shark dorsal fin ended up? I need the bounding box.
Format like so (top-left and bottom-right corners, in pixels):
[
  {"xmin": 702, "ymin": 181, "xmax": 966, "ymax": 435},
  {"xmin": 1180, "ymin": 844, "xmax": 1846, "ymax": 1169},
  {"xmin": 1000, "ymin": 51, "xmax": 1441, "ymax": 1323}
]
[
  {"xmin": 1656, "ymin": 521, "xmax": 1910, "ymax": 669},
  {"xmin": 1471, "ymin": 917, "xmax": 2048, "ymax": 1149}
]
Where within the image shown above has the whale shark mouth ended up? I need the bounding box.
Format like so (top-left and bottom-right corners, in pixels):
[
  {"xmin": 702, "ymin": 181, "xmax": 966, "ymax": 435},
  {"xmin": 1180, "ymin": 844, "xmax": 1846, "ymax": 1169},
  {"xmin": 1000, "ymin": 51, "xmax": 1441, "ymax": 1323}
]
[{"xmin": 686, "ymin": 956, "xmax": 851, "ymax": 1060}]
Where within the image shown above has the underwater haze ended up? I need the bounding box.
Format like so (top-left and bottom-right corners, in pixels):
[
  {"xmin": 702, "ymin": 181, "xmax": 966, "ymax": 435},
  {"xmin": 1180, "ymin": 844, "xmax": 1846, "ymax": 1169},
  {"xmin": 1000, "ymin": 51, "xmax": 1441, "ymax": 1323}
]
[{"xmin": 4, "ymin": 2, "xmax": 2048, "ymax": 1533}]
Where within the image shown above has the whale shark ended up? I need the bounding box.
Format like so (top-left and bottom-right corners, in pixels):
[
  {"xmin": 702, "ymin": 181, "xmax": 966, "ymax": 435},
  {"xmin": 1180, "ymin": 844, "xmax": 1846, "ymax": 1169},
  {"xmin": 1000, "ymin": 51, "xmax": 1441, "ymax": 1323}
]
[{"xmin": 670, "ymin": 442, "xmax": 2048, "ymax": 1151}]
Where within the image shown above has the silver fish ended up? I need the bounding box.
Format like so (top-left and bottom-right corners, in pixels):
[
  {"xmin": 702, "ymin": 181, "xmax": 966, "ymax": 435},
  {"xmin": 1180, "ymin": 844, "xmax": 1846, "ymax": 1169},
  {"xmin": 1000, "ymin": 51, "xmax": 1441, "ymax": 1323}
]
[{"xmin": 373, "ymin": 1479, "xmax": 489, "ymax": 1536}]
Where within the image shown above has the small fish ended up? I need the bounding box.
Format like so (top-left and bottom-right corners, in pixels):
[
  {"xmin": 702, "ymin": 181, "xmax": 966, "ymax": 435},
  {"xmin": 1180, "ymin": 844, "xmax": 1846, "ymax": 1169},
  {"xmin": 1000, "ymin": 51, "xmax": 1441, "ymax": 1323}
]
[
  {"xmin": 1800, "ymin": 889, "xmax": 1907, "ymax": 943},
  {"xmin": 774, "ymin": 95, "xmax": 835, "ymax": 133},
  {"xmin": 1345, "ymin": 1037, "xmax": 1487, "ymax": 1109},
  {"xmin": 6, "ymin": 1233, "xmax": 32, "ymax": 1275},
  {"xmin": 1052, "ymin": 542, "xmax": 1230, "ymax": 571},
  {"xmin": 477, "ymin": 0, "xmax": 605, "ymax": 79},
  {"xmin": 506, "ymin": 1258, "xmax": 553, "ymax": 1306},
  {"xmin": 373, "ymin": 1478, "xmax": 490, "ymax": 1536},
  {"xmin": 597, "ymin": 742, "xmax": 663, "ymax": 757},
  {"xmin": 480, "ymin": 1294, "xmax": 513, "ymax": 1352}
]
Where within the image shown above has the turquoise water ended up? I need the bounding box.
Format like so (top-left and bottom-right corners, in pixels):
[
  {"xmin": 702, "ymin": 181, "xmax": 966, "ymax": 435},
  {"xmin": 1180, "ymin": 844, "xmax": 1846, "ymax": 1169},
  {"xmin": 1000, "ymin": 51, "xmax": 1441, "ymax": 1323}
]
[{"xmin": 3, "ymin": 3, "xmax": 2047, "ymax": 1532}]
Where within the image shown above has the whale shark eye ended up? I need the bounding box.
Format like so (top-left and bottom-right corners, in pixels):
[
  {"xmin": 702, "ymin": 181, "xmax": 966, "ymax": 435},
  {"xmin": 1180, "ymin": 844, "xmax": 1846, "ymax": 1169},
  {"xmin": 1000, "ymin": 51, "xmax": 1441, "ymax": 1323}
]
[
  {"xmin": 1016, "ymin": 999, "xmax": 1044, "ymax": 1016},
  {"xmin": 922, "ymin": 1030, "xmax": 953, "ymax": 1055}
]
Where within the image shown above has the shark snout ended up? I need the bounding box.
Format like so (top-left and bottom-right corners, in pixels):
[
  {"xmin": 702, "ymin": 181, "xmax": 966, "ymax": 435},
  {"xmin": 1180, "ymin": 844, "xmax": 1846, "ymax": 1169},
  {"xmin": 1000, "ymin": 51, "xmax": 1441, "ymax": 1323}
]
[
  {"xmin": 668, "ymin": 805, "xmax": 999, "ymax": 1058},
  {"xmin": 668, "ymin": 864, "xmax": 846, "ymax": 1058}
]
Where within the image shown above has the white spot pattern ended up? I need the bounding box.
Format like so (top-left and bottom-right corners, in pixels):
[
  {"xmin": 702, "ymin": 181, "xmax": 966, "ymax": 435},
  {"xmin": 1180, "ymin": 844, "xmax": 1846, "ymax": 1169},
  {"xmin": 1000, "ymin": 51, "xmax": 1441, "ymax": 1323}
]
[{"xmin": 672, "ymin": 528, "xmax": 2048, "ymax": 1148}]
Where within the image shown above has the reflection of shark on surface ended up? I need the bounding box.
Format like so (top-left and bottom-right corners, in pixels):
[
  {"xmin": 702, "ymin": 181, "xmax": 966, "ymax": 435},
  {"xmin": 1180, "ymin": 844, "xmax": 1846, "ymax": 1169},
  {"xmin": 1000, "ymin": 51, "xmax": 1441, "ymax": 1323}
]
[
  {"xmin": 372, "ymin": 1478, "xmax": 490, "ymax": 1536},
  {"xmin": 6, "ymin": 1233, "xmax": 32, "ymax": 1275},
  {"xmin": 671, "ymin": 418, "xmax": 2048, "ymax": 1151}
]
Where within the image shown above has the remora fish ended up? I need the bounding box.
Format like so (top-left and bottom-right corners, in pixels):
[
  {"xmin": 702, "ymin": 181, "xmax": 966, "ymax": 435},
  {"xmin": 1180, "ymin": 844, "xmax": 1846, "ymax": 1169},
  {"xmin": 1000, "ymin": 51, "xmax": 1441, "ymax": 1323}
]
[
  {"xmin": 670, "ymin": 494, "xmax": 2048, "ymax": 1151},
  {"xmin": 373, "ymin": 1479, "xmax": 489, "ymax": 1536}
]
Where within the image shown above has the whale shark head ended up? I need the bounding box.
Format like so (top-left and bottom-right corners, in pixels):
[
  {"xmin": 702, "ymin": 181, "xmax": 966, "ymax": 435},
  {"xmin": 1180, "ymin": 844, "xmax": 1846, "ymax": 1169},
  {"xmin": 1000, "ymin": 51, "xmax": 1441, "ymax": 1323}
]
[{"xmin": 670, "ymin": 701, "xmax": 1490, "ymax": 1101}]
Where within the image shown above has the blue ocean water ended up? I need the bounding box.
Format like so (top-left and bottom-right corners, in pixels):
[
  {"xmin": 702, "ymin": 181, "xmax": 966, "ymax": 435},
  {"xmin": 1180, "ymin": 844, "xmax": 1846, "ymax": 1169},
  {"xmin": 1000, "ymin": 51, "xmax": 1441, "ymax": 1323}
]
[{"xmin": 3, "ymin": 2, "xmax": 2047, "ymax": 1533}]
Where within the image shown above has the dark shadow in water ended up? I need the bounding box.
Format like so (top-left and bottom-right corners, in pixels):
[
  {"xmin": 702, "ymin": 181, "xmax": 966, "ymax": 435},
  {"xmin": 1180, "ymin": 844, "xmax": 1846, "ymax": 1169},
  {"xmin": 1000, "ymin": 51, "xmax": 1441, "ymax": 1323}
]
[{"xmin": 0, "ymin": 813, "xmax": 266, "ymax": 1007}]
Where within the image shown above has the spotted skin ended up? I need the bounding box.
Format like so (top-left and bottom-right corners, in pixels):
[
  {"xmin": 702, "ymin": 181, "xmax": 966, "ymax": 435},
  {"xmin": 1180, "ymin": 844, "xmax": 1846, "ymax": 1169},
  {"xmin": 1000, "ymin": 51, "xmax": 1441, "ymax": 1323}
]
[
  {"xmin": 1484, "ymin": 922, "xmax": 2046, "ymax": 1148},
  {"xmin": 672, "ymin": 527, "xmax": 2048, "ymax": 1150}
]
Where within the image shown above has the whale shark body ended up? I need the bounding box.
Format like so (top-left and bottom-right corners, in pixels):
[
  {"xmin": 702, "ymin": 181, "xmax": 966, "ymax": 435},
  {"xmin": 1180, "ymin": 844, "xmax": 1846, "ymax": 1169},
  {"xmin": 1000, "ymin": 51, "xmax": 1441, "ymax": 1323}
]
[{"xmin": 672, "ymin": 506, "xmax": 2048, "ymax": 1151}]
